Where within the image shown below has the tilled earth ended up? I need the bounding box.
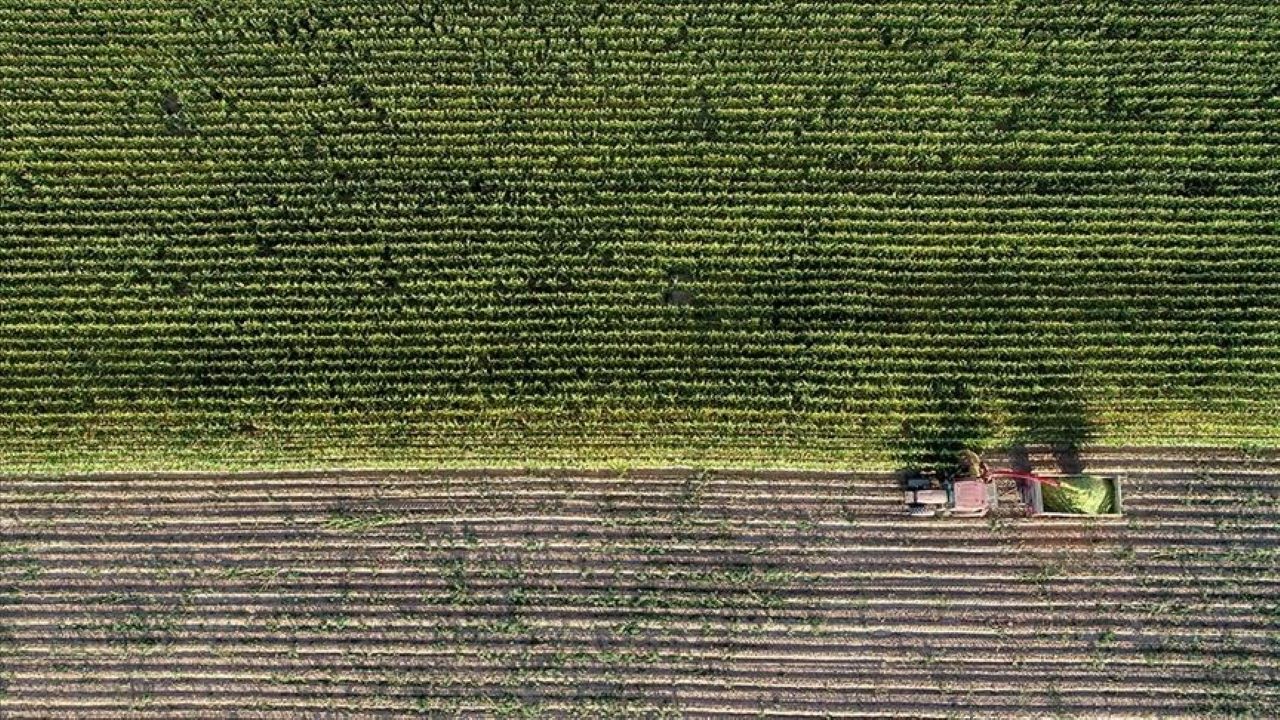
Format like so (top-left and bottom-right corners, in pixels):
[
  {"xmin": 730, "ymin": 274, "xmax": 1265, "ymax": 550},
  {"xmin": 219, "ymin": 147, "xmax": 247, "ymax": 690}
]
[{"xmin": 1, "ymin": 448, "xmax": 1277, "ymax": 718}]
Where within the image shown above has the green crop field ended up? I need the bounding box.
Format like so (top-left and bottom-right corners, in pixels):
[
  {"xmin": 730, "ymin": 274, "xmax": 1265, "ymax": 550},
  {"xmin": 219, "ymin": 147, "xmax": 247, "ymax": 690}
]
[{"xmin": 2, "ymin": 1, "xmax": 1279, "ymax": 471}]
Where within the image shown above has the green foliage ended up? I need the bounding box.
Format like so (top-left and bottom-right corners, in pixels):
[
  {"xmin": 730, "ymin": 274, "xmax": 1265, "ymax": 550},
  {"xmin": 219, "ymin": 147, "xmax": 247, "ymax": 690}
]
[
  {"xmin": 323, "ymin": 510, "xmax": 400, "ymax": 532},
  {"xmin": 1, "ymin": 0, "xmax": 1278, "ymax": 470},
  {"xmin": 894, "ymin": 377, "xmax": 993, "ymax": 474}
]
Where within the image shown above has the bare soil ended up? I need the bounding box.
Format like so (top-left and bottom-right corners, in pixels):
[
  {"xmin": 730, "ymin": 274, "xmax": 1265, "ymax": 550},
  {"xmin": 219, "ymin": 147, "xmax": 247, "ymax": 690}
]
[{"xmin": 0, "ymin": 447, "xmax": 1277, "ymax": 718}]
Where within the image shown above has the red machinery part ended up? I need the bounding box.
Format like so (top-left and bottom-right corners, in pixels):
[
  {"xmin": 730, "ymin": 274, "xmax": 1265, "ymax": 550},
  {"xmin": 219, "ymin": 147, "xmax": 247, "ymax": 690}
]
[
  {"xmin": 952, "ymin": 480, "xmax": 989, "ymax": 510},
  {"xmin": 987, "ymin": 469, "xmax": 1061, "ymax": 487}
]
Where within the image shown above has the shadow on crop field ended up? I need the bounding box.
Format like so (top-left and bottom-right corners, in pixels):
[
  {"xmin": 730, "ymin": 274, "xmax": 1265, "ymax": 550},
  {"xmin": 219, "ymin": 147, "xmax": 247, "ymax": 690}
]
[
  {"xmin": 1004, "ymin": 354, "xmax": 1097, "ymax": 474},
  {"xmin": 889, "ymin": 340, "xmax": 1097, "ymax": 477},
  {"xmin": 892, "ymin": 376, "xmax": 993, "ymax": 475}
]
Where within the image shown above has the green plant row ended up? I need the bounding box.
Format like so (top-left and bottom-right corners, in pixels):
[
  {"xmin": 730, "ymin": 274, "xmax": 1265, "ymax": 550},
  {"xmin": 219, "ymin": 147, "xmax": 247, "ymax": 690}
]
[{"xmin": 2, "ymin": 0, "xmax": 1278, "ymax": 470}]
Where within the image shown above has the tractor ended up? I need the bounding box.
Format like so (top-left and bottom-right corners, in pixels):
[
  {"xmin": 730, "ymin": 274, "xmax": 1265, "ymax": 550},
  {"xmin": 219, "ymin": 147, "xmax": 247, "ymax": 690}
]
[{"xmin": 903, "ymin": 451, "xmax": 1123, "ymax": 518}]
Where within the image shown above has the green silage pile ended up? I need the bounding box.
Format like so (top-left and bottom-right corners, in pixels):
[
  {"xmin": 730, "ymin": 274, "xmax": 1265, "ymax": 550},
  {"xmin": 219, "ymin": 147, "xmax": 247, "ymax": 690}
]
[{"xmin": 1042, "ymin": 476, "xmax": 1116, "ymax": 515}]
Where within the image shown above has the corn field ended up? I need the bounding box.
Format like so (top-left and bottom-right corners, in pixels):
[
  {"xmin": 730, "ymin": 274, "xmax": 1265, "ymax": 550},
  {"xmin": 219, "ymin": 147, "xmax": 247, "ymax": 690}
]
[{"xmin": 1, "ymin": 1, "xmax": 1278, "ymax": 470}]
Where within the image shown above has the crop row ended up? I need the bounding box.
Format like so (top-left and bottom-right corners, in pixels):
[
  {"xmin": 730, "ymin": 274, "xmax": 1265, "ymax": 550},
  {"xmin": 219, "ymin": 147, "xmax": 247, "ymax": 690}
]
[{"xmin": 2, "ymin": 0, "xmax": 1278, "ymax": 468}]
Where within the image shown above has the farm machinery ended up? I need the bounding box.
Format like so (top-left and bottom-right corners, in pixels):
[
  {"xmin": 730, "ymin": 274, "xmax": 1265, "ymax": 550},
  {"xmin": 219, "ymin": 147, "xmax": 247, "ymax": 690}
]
[{"xmin": 903, "ymin": 452, "xmax": 1124, "ymax": 518}]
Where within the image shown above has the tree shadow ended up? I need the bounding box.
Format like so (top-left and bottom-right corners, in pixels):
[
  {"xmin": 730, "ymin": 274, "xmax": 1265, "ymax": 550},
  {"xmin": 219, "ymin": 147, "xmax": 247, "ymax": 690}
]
[{"xmin": 892, "ymin": 377, "xmax": 993, "ymax": 476}]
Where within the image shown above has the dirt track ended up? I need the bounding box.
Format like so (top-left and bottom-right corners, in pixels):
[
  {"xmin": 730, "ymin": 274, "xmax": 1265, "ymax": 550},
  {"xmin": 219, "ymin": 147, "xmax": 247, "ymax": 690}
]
[{"xmin": 1, "ymin": 448, "xmax": 1277, "ymax": 717}]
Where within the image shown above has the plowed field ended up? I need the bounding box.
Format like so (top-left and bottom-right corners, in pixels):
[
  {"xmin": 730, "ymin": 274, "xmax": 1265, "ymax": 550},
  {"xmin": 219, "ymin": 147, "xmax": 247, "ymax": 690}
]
[{"xmin": 2, "ymin": 448, "xmax": 1276, "ymax": 717}]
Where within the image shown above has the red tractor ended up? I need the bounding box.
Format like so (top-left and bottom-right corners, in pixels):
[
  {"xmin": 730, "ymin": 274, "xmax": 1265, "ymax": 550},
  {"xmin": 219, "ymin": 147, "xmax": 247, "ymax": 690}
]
[{"xmin": 903, "ymin": 453, "xmax": 1124, "ymax": 518}]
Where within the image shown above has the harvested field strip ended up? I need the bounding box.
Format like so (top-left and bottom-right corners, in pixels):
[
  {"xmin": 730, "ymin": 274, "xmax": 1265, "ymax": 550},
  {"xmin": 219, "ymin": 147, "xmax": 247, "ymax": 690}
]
[{"xmin": 1, "ymin": 449, "xmax": 1277, "ymax": 717}]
